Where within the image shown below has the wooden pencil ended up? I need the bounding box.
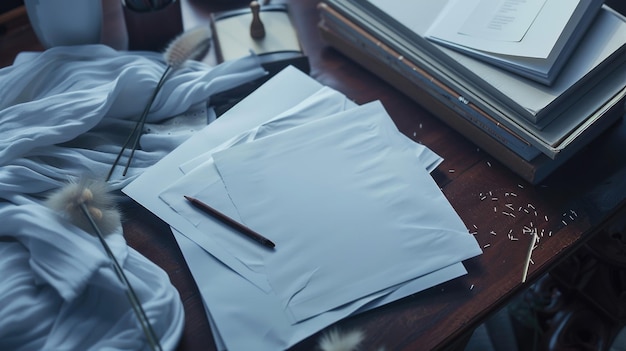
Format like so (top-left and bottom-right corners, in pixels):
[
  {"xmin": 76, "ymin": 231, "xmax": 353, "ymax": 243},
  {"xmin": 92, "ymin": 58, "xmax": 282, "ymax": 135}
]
[{"xmin": 184, "ymin": 195, "xmax": 275, "ymax": 249}]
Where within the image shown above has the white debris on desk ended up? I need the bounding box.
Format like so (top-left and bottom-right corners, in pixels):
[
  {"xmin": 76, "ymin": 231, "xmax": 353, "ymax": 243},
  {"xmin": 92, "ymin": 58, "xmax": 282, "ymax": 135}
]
[{"xmin": 472, "ymin": 184, "xmax": 581, "ymax": 281}]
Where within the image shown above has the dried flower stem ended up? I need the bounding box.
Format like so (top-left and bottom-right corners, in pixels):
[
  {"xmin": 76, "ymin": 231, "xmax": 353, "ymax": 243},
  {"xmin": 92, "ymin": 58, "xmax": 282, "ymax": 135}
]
[
  {"xmin": 78, "ymin": 201, "xmax": 162, "ymax": 351},
  {"xmin": 123, "ymin": 65, "xmax": 173, "ymax": 176},
  {"xmin": 106, "ymin": 26, "xmax": 211, "ymax": 181},
  {"xmin": 106, "ymin": 65, "xmax": 173, "ymax": 181}
]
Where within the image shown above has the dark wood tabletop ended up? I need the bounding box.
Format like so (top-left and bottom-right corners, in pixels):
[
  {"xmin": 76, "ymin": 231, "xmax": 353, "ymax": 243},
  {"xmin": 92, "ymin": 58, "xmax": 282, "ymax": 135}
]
[{"xmin": 2, "ymin": 0, "xmax": 626, "ymax": 350}]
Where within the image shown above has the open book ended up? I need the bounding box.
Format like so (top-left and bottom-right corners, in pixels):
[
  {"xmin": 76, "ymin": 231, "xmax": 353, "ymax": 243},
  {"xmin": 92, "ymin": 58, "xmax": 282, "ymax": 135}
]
[
  {"xmin": 348, "ymin": 0, "xmax": 626, "ymax": 125},
  {"xmin": 425, "ymin": 0, "xmax": 604, "ymax": 85}
]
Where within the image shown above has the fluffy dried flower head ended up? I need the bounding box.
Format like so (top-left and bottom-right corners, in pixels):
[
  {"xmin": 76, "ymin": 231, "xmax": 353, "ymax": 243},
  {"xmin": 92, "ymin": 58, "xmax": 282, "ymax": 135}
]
[
  {"xmin": 163, "ymin": 26, "xmax": 212, "ymax": 69},
  {"xmin": 45, "ymin": 178, "xmax": 121, "ymax": 236},
  {"xmin": 318, "ymin": 328, "xmax": 365, "ymax": 351}
]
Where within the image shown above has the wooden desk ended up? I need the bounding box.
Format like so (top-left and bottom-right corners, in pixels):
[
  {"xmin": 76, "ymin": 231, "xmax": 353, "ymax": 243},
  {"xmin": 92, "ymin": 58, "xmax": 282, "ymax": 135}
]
[{"xmin": 2, "ymin": 0, "xmax": 626, "ymax": 350}]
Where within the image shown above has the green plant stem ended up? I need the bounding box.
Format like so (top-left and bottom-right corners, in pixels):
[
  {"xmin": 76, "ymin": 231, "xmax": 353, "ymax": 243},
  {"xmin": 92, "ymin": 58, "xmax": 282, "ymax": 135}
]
[
  {"xmin": 79, "ymin": 203, "xmax": 163, "ymax": 351},
  {"xmin": 105, "ymin": 65, "xmax": 173, "ymax": 181}
]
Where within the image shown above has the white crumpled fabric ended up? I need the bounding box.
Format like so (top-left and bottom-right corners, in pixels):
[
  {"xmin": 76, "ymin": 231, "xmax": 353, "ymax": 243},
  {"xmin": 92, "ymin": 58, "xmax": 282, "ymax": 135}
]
[{"xmin": 0, "ymin": 44, "xmax": 265, "ymax": 350}]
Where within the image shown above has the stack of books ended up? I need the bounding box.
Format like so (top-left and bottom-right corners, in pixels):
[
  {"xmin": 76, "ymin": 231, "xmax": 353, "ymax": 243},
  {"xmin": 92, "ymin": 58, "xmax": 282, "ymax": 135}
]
[{"xmin": 317, "ymin": 0, "xmax": 626, "ymax": 184}]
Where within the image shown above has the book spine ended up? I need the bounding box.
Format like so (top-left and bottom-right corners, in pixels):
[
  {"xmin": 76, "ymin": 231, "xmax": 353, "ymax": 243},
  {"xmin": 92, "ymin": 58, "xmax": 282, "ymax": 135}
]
[{"xmin": 318, "ymin": 6, "xmax": 541, "ymax": 162}]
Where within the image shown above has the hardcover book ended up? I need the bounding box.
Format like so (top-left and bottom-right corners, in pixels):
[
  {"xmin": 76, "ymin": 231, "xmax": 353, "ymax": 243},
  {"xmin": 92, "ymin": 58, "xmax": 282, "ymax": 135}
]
[
  {"xmin": 317, "ymin": 1, "xmax": 626, "ymax": 183},
  {"xmin": 328, "ymin": 0, "xmax": 626, "ymax": 126},
  {"xmin": 424, "ymin": 0, "xmax": 603, "ymax": 85}
]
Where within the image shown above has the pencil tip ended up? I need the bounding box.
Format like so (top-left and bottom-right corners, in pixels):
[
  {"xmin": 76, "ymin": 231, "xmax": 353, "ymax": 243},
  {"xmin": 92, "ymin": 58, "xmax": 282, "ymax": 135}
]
[{"xmin": 183, "ymin": 195, "xmax": 191, "ymax": 201}]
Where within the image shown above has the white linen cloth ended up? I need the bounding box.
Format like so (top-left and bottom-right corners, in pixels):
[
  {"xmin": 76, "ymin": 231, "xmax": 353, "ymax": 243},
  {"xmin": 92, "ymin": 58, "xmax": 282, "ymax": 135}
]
[{"xmin": 0, "ymin": 44, "xmax": 266, "ymax": 350}]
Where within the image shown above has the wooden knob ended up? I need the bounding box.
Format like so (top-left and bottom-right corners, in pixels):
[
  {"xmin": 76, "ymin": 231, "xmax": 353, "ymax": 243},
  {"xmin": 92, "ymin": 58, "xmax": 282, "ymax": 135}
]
[{"xmin": 250, "ymin": 1, "xmax": 265, "ymax": 39}]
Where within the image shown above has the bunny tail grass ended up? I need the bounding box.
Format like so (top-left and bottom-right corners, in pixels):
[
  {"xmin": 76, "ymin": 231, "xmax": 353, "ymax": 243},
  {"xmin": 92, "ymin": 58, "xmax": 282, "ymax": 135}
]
[
  {"xmin": 106, "ymin": 26, "xmax": 211, "ymax": 181},
  {"xmin": 46, "ymin": 179, "xmax": 163, "ymax": 351},
  {"xmin": 318, "ymin": 328, "xmax": 365, "ymax": 351},
  {"xmin": 45, "ymin": 178, "xmax": 121, "ymax": 236},
  {"xmin": 164, "ymin": 26, "xmax": 212, "ymax": 69}
]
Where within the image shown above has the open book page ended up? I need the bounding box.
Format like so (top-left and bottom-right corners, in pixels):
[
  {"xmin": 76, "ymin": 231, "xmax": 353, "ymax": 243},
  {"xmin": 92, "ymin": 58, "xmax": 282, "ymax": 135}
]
[
  {"xmin": 426, "ymin": 0, "xmax": 578, "ymax": 58},
  {"xmin": 368, "ymin": 0, "xmax": 603, "ymax": 84},
  {"xmin": 436, "ymin": 8, "xmax": 626, "ymax": 121},
  {"xmin": 366, "ymin": 0, "xmax": 625, "ymax": 121}
]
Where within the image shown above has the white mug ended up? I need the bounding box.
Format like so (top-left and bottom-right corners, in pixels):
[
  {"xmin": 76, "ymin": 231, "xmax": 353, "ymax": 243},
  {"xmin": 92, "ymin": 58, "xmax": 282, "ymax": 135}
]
[{"xmin": 24, "ymin": 0, "xmax": 103, "ymax": 48}]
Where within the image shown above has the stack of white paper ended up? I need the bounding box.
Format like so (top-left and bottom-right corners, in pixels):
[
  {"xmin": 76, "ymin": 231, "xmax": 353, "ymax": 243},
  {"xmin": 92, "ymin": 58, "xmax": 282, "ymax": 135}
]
[{"xmin": 124, "ymin": 66, "xmax": 482, "ymax": 350}]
